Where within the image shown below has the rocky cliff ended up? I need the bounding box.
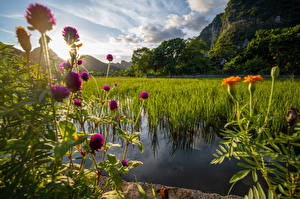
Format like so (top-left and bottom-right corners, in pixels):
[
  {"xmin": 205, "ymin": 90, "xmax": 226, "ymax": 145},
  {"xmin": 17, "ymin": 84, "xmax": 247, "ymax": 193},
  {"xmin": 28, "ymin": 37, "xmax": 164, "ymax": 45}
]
[
  {"xmin": 199, "ymin": 0, "xmax": 300, "ymax": 49},
  {"xmin": 197, "ymin": 13, "xmax": 223, "ymax": 49}
]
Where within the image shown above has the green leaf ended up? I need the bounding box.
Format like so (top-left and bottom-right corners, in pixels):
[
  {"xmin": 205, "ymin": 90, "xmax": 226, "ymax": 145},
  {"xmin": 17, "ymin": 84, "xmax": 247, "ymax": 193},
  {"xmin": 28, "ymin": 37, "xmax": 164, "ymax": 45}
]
[
  {"xmin": 5, "ymin": 139, "xmax": 25, "ymax": 150},
  {"xmin": 257, "ymin": 183, "xmax": 266, "ymax": 199},
  {"xmin": 237, "ymin": 162, "xmax": 255, "ymax": 169},
  {"xmin": 253, "ymin": 186, "xmax": 259, "ymax": 199},
  {"xmin": 132, "ymin": 139, "xmax": 144, "ymax": 153},
  {"xmin": 54, "ymin": 136, "xmax": 87, "ymax": 160},
  {"xmin": 248, "ymin": 188, "xmax": 253, "ymax": 199},
  {"xmin": 152, "ymin": 185, "xmax": 157, "ymax": 199},
  {"xmin": 116, "ymin": 128, "xmax": 129, "ymax": 141},
  {"xmin": 107, "ymin": 154, "xmax": 118, "ymax": 164},
  {"xmin": 229, "ymin": 169, "xmax": 250, "ymax": 183},
  {"xmin": 130, "ymin": 132, "xmax": 141, "ymax": 141},
  {"xmin": 268, "ymin": 190, "xmax": 273, "ymax": 199},
  {"xmin": 252, "ymin": 170, "xmax": 257, "ymax": 182},
  {"xmin": 136, "ymin": 183, "xmax": 148, "ymax": 199},
  {"xmin": 59, "ymin": 120, "xmax": 77, "ymax": 141},
  {"xmin": 106, "ymin": 142, "xmax": 122, "ymax": 149}
]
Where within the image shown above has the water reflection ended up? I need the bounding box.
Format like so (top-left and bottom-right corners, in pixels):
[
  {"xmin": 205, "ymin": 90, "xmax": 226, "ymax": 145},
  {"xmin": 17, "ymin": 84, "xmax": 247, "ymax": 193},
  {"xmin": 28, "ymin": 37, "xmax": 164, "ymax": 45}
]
[{"xmin": 78, "ymin": 111, "xmax": 249, "ymax": 196}]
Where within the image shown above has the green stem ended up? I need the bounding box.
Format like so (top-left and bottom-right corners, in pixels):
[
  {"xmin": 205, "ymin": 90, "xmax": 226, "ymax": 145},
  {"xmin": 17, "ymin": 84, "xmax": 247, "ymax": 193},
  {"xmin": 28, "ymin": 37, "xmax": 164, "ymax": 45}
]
[
  {"xmin": 41, "ymin": 33, "xmax": 52, "ymax": 85},
  {"xmin": 264, "ymin": 76, "xmax": 275, "ymax": 125},
  {"xmin": 134, "ymin": 100, "xmax": 145, "ymax": 129},
  {"xmin": 91, "ymin": 153, "xmax": 98, "ymax": 170},
  {"xmin": 105, "ymin": 61, "xmax": 111, "ymax": 83},
  {"xmin": 122, "ymin": 141, "xmax": 129, "ymax": 160},
  {"xmin": 249, "ymin": 85, "xmax": 253, "ymax": 118}
]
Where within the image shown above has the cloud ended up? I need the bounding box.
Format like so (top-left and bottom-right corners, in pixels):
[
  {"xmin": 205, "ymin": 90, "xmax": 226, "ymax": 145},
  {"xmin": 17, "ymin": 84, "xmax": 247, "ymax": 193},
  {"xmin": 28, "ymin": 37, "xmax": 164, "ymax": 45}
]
[
  {"xmin": 116, "ymin": 25, "xmax": 185, "ymax": 44},
  {"xmin": 0, "ymin": 27, "xmax": 14, "ymax": 35},
  {"xmin": 166, "ymin": 12, "xmax": 209, "ymax": 31},
  {"xmin": 187, "ymin": 0, "xmax": 228, "ymax": 14},
  {"xmin": 137, "ymin": 25, "xmax": 185, "ymax": 43}
]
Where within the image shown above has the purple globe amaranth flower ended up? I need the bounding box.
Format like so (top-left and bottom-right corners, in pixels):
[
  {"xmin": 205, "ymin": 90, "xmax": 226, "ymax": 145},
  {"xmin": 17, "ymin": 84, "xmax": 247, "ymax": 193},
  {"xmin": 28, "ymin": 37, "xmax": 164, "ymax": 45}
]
[
  {"xmin": 121, "ymin": 160, "xmax": 128, "ymax": 167},
  {"xmin": 59, "ymin": 61, "xmax": 71, "ymax": 70},
  {"xmin": 66, "ymin": 72, "xmax": 82, "ymax": 92},
  {"xmin": 77, "ymin": 59, "xmax": 83, "ymax": 65},
  {"xmin": 109, "ymin": 100, "xmax": 118, "ymax": 111},
  {"xmin": 106, "ymin": 54, "xmax": 113, "ymax": 62},
  {"xmin": 118, "ymin": 115, "xmax": 124, "ymax": 120},
  {"xmin": 103, "ymin": 85, "xmax": 110, "ymax": 92},
  {"xmin": 73, "ymin": 99, "xmax": 82, "ymax": 107},
  {"xmin": 114, "ymin": 83, "xmax": 118, "ymax": 86},
  {"xmin": 62, "ymin": 26, "xmax": 79, "ymax": 45},
  {"xmin": 51, "ymin": 85, "xmax": 70, "ymax": 101},
  {"xmin": 80, "ymin": 72, "xmax": 90, "ymax": 81},
  {"xmin": 140, "ymin": 91, "xmax": 149, "ymax": 99},
  {"xmin": 25, "ymin": 3, "xmax": 55, "ymax": 33},
  {"xmin": 89, "ymin": 134, "xmax": 104, "ymax": 152}
]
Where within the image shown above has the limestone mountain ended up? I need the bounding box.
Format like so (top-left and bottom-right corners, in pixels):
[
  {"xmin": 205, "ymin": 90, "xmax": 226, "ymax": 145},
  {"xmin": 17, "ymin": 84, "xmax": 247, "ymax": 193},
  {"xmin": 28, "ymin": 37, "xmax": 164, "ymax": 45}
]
[{"xmin": 198, "ymin": 0, "xmax": 300, "ymax": 49}]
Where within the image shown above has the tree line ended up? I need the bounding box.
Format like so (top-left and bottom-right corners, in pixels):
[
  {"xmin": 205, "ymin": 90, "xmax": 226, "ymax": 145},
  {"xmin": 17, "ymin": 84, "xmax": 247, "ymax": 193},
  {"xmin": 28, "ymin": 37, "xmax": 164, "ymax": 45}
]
[{"xmin": 127, "ymin": 25, "xmax": 300, "ymax": 77}]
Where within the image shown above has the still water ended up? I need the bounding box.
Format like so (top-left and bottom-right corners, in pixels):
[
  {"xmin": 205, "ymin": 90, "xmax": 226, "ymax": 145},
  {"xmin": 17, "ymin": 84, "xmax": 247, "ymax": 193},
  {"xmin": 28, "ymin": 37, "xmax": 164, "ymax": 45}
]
[{"xmin": 79, "ymin": 113, "xmax": 251, "ymax": 196}]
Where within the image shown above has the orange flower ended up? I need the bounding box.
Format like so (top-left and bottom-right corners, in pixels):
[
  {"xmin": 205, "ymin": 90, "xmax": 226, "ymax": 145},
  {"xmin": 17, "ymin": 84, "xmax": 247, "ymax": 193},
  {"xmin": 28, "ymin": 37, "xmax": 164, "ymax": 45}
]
[
  {"xmin": 221, "ymin": 76, "xmax": 241, "ymax": 86},
  {"xmin": 243, "ymin": 75, "xmax": 264, "ymax": 83}
]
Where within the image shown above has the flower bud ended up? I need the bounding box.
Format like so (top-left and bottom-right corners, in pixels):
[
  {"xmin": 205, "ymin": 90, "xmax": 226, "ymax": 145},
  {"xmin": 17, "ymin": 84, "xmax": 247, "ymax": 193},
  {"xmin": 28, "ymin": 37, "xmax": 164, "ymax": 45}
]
[
  {"xmin": 15, "ymin": 27, "xmax": 31, "ymax": 53},
  {"xmin": 286, "ymin": 107, "xmax": 298, "ymax": 126},
  {"xmin": 271, "ymin": 66, "xmax": 280, "ymax": 79},
  {"xmin": 121, "ymin": 160, "xmax": 128, "ymax": 167},
  {"xmin": 248, "ymin": 82, "xmax": 256, "ymax": 93}
]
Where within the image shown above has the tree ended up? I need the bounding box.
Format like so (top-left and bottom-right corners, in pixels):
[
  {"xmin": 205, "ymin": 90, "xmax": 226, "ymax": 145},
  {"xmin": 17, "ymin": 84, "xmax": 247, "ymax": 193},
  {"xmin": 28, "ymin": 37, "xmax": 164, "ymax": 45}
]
[
  {"xmin": 131, "ymin": 47, "xmax": 153, "ymax": 77},
  {"xmin": 152, "ymin": 38, "xmax": 186, "ymax": 76},
  {"xmin": 181, "ymin": 39, "xmax": 211, "ymax": 74}
]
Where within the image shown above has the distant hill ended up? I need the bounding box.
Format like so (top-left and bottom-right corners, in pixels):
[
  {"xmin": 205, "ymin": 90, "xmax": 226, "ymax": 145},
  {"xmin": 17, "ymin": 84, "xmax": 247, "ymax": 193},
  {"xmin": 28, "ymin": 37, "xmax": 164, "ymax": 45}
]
[
  {"xmin": 31, "ymin": 47, "xmax": 64, "ymax": 67},
  {"xmin": 80, "ymin": 55, "xmax": 131, "ymax": 72},
  {"xmin": 5, "ymin": 43, "xmax": 131, "ymax": 72}
]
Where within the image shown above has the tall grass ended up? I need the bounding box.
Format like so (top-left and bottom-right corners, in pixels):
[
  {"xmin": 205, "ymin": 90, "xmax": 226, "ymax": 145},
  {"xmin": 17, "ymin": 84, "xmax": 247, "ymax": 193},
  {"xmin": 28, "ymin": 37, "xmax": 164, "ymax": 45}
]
[{"xmin": 82, "ymin": 77, "xmax": 300, "ymax": 133}]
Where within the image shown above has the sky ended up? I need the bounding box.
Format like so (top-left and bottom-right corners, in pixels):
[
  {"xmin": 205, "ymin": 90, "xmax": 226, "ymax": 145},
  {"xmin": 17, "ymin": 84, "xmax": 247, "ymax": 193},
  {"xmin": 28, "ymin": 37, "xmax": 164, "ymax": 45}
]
[{"xmin": 0, "ymin": 0, "xmax": 228, "ymax": 62}]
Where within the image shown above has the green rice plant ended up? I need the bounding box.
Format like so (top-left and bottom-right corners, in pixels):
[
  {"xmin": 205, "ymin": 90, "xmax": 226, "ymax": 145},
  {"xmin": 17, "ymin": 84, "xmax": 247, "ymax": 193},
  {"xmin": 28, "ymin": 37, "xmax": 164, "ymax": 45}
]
[{"xmin": 83, "ymin": 77, "xmax": 300, "ymax": 134}]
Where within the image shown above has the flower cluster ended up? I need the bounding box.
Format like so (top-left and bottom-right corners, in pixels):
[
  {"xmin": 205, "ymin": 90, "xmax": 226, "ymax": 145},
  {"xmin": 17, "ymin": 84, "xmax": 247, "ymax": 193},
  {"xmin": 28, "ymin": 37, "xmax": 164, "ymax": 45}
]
[
  {"xmin": 59, "ymin": 61, "xmax": 71, "ymax": 70},
  {"xmin": 25, "ymin": 3, "xmax": 55, "ymax": 33},
  {"xmin": 66, "ymin": 72, "xmax": 82, "ymax": 92},
  {"xmin": 89, "ymin": 134, "xmax": 104, "ymax": 152},
  {"xmin": 74, "ymin": 99, "xmax": 82, "ymax": 107},
  {"xmin": 121, "ymin": 160, "xmax": 128, "ymax": 167},
  {"xmin": 221, "ymin": 76, "xmax": 241, "ymax": 87},
  {"xmin": 243, "ymin": 75, "xmax": 263, "ymax": 84},
  {"xmin": 106, "ymin": 54, "xmax": 113, "ymax": 62},
  {"xmin": 109, "ymin": 100, "xmax": 118, "ymax": 111},
  {"xmin": 80, "ymin": 72, "xmax": 90, "ymax": 81},
  {"xmin": 103, "ymin": 85, "xmax": 110, "ymax": 92},
  {"xmin": 78, "ymin": 59, "xmax": 83, "ymax": 65},
  {"xmin": 140, "ymin": 91, "xmax": 149, "ymax": 99},
  {"xmin": 51, "ymin": 85, "xmax": 70, "ymax": 101},
  {"xmin": 62, "ymin": 26, "xmax": 80, "ymax": 45}
]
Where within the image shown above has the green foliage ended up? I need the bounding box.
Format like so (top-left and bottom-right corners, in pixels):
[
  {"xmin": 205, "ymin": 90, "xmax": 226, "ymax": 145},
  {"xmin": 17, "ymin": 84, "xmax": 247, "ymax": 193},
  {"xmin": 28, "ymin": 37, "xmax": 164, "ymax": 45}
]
[
  {"xmin": 211, "ymin": 68, "xmax": 300, "ymax": 198},
  {"xmin": 131, "ymin": 37, "xmax": 211, "ymax": 76},
  {"xmin": 224, "ymin": 25, "xmax": 300, "ymax": 75}
]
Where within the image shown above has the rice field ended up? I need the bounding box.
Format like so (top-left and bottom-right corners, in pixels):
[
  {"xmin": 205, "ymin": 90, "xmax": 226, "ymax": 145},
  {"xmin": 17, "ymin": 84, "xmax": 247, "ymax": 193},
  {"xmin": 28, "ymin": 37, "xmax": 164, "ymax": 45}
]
[{"xmin": 82, "ymin": 77, "xmax": 300, "ymax": 133}]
